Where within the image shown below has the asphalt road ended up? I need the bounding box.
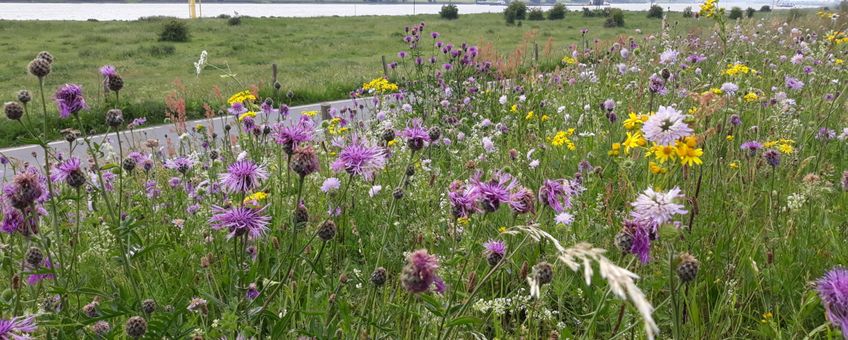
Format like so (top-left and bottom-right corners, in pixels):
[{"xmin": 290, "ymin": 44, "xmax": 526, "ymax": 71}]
[{"xmin": 0, "ymin": 97, "xmax": 369, "ymax": 179}]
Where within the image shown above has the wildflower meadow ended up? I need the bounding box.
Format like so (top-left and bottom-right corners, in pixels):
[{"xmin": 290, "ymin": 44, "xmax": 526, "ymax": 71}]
[{"xmin": 1, "ymin": 3, "xmax": 848, "ymax": 339}]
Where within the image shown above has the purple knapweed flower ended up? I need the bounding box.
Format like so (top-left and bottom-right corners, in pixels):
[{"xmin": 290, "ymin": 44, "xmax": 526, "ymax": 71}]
[
  {"xmin": 817, "ymin": 267, "xmax": 848, "ymax": 336},
  {"xmin": 220, "ymin": 159, "xmax": 268, "ymax": 194},
  {"xmin": 54, "ymin": 84, "xmax": 88, "ymax": 119},
  {"xmin": 401, "ymin": 249, "xmax": 441, "ymax": 294},
  {"xmin": 209, "ymin": 205, "xmax": 271, "ymax": 240},
  {"xmin": 331, "ymin": 136, "xmax": 387, "ymax": 181}
]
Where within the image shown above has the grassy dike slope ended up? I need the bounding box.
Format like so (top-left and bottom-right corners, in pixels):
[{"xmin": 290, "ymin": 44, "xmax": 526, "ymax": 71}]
[{"xmin": 0, "ymin": 11, "xmax": 714, "ymax": 146}]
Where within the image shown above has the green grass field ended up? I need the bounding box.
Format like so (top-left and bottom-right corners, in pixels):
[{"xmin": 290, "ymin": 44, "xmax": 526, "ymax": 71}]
[{"xmin": 0, "ymin": 10, "xmax": 722, "ymax": 147}]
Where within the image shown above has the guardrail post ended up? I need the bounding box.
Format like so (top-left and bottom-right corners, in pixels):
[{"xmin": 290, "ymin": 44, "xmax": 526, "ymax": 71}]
[{"xmin": 320, "ymin": 103, "xmax": 332, "ymax": 121}]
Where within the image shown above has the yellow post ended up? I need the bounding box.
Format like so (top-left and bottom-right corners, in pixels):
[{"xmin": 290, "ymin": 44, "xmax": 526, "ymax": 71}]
[{"xmin": 188, "ymin": 0, "xmax": 197, "ymax": 19}]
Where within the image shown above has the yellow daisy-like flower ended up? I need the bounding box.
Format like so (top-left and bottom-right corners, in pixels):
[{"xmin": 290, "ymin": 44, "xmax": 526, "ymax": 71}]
[
  {"xmin": 743, "ymin": 92, "xmax": 759, "ymax": 102},
  {"xmin": 710, "ymin": 88, "xmax": 723, "ymax": 95},
  {"xmin": 387, "ymin": 140, "xmax": 398, "ymax": 147},
  {"xmin": 683, "ymin": 136, "xmax": 699, "ymax": 148},
  {"xmin": 302, "ymin": 110, "xmax": 318, "ymax": 117},
  {"xmin": 457, "ymin": 217, "xmax": 470, "ymax": 226},
  {"xmin": 649, "ymin": 161, "xmax": 668, "ymax": 174},
  {"xmin": 676, "ymin": 142, "xmax": 704, "ymax": 167},
  {"xmin": 777, "ymin": 143, "xmax": 794, "ymax": 154},
  {"xmin": 541, "ymin": 115, "xmax": 550, "ymax": 122},
  {"xmin": 699, "ymin": 0, "xmax": 718, "ymax": 17},
  {"xmin": 550, "ymin": 129, "xmax": 576, "ymax": 150},
  {"xmin": 525, "ymin": 111, "xmax": 535, "ymax": 120},
  {"xmin": 362, "ymin": 77, "xmax": 398, "ymax": 93},
  {"xmin": 836, "ymin": 58, "xmax": 845, "ymax": 65},
  {"xmin": 238, "ymin": 111, "xmax": 257, "ymax": 122},
  {"xmin": 608, "ymin": 143, "xmax": 621, "ymax": 156},
  {"xmin": 510, "ymin": 104, "xmax": 518, "ymax": 113},
  {"xmin": 650, "ymin": 144, "xmax": 677, "ymax": 163},
  {"xmin": 723, "ymin": 63, "xmax": 753, "ymax": 76},
  {"xmin": 726, "ymin": 135, "xmax": 734, "ymax": 142},
  {"xmin": 623, "ymin": 131, "xmax": 646, "ymax": 154},
  {"xmin": 227, "ymin": 90, "xmax": 256, "ymax": 106},
  {"xmin": 498, "ymin": 226, "xmax": 507, "ymax": 233},
  {"xmin": 729, "ymin": 161, "xmax": 739, "ymax": 169},
  {"xmin": 623, "ymin": 112, "xmax": 649, "ymax": 130},
  {"xmin": 562, "ymin": 56, "xmax": 578, "ymax": 65},
  {"xmin": 243, "ymin": 191, "xmax": 269, "ymax": 205}
]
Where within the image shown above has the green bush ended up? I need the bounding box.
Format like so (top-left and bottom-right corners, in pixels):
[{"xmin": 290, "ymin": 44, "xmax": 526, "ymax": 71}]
[
  {"xmin": 682, "ymin": 6, "xmax": 693, "ymax": 18},
  {"xmin": 605, "ymin": 8, "xmax": 625, "ymax": 27},
  {"xmin": 647, "ymin": 5, "xmax": 663, "ymax": 19},
  {"xmin": 528, "ymin": 8, "xmax": 545, "ymax": 20},
  {"xmin": 745, "ymin": 7, "xmax": 755, "ymax": 18},
  {"xmin": 228, "ymin": 16, "xmax": 242, "ymax": 26},
  {"xmin": 159, "ymin": 20, "xmax": 189, "ymax": 42},
  {"xmin": 504, "ymin": 1, "xmax": 528, "ymax": 24},
  {"xmin": 439, "ymin": 4, "xmax": 459, "ymax": 20},
  {"xmin": 547, "ymin": 3, "xmax": 566, "ymax": 20},
  {"xmin": 760, "ymin": 5, "xmax": 771, "ymax": 12},
  {"xmin": 728, "ymin": 7, "xmax": 743, "ymax": 19}
]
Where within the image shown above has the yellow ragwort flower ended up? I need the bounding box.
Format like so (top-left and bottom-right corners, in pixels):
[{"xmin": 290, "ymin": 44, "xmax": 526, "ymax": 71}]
[
  {"xmin": 676, "ymin": 142, "xmax": 704, "ymax": 167},
  {"xmin": 623, "ymin": 131, "xmax": 646, "ymax": 154},
  {"xmin": 238, "ymin": 111, "xmax": 257, "ymax": 122},
  {"xmin": 227, "ymin": 90, "xmax": 256, "ymax": 106},
  {"xmin": 743, "ymin": 92, "xmax": 759, "ymax": 102}
]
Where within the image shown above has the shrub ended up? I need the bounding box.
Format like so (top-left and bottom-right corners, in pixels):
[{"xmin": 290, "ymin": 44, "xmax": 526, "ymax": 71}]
[
  {"xmin": 159, "ymin": 20, "xmax": 189, "ymax": 42},
  {"xmin": 528, "ymin": 8, "xmax": 545, "ymax": 20},
  {"xmin": 786, "ymin": 8, "xmax": 805, "ymax": 22},
  {"xmin": 647, "ymin": 5, "xmax": 663, "ymax": 19},
  {"xmin": 582, "ymin": 7, "xmax": 593, "ymax": 17},
  {"xmin": 228, "ymin": 16, "xmax": 242, "ymax": 26},
  {"xmin": 439, "ymin": 4, "xmax": 459, "ymax": 20},
  {"xmin": 682, "ymin": 7, "xmax": 693, "ymax": 18},
  {"xmin": 605, "ymin": 8, "xmax": 625, "ymax": 27},
  {"xmin": 504, "ymin": 1, "xmax": 528, "ymax": 24},
  {"xmin": 745, "ymin": 7, "xmax": 755, "ymax": 18},
  {"xmin": 728, "ymin": 7, "xmax": 743, "ymax": 19},
  {"xmin": 547, "ymin": 3, "xmax": 566, "ymax": 20},
  {"xmin": 760, "ymin": 5, "xmax": 771, "ymax": 12}
]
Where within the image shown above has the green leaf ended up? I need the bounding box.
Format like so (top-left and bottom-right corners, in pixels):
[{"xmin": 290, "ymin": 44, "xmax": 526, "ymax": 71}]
[{"xmin": 446, "ymin": 316, "xmax": 483, "ymax": 327}]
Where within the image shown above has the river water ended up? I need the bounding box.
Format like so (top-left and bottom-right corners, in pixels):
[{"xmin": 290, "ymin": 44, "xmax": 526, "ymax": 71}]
[{"xmin": 0, "ymin": 1, "xmax": 825, "ymax": 21}]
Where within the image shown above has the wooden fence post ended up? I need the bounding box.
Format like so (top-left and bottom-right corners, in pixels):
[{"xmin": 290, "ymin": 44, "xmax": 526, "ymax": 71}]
[
  {"xmin": 381, "ymin": 55, "xmax": 388, "ymax": 77},
  {"xmin": 320, "ymin": 103, "xmax": 332, "ymax": 121}
]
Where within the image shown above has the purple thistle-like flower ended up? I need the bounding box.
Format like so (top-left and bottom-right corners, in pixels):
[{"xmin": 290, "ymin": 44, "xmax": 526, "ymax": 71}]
[
  {"xmin": 219, "ymin": 159, "xmax": 268, "ymax": 194},
  {"xmin": 128, "ymin": 117, "xmax": 147, "ymax": 129},
  {"xmin": 272, "ymin": 116, "xmax": 315, "ymax": 154},
  {"xmin": 763, "ymin": 149, "xmax": 781, "ymax": 167},
  {"xmin": 0, "ymin": 315, "xmax": 37, "ymax": 339},
  {"xmin": 402, "ymin": 118, "xmax": 431, "ymax": 151},
  {"xmin": 470, "ymin": 171, "xmax": 518, "ymax": 213},
  {"xmin": 1, "ymin": 205, "xmax": 38, "ymax": 236},
  {"xmin": 448, "ymin": 181, "xmax": 480, "ymax": 218},
  {"xmin": 54, "ymin": 84, "xmax": 88, "ymax": 119},
  {"xmin": 401, "ymin": 249, "xmax": 441, "ymax": 294},
  {"xmin": 538, "ymin": 179, "xmax": 583, "ymax": 213},
  {"xmin": 648, "ymin": 73, "xmax": 667, "ymax": 95},
  {"xmin": 785, "ymin": 76, "xmax": 804, "ymax": 91},
  {"xmin": 601, "ymin": 98, "xmax": 616, "ymax": 112},
  {"xmin": 164, "ymin": 156, "xmax": 195, "ymax": 174},
  {"xmin": 246, "ymin": 283, "xmax": 260, "ymax": 300},
  {"xmin": 740, "ymin": 140, "xmax": 763, "ymax": 157},
  {"xmin": 331, "ymin": 137, "xmax": 387, "ymax": 181},
  {"xmin": 509, "ymin": 186, "xmax": 536, "ymax": 215},
  {"xmin": 630, "ymin": 186, "xmax": 687, "ymax": 227},
  {"xmin": 817, "ymin": 267, "xmax": 848, "ymax": 336},
  {"xmin": 228, "ymin": 102, "xmax": 248, "ymax": 116},
  {"xmin": 51, "ymin": 157, "xmax": 81, "ymax": 183},
  {"xmin": 4, "ymin": 166, "xmax": 49, "ymax": 210},
  {"xmin": 642, "ymin": 105, "xmax": 693, "ymax": 146},
  {"xmin": 209, "ymin": 205, "xmax": 271, "ymax": 240},
  {"xmin": 99, "ymin": 65, "xmax": 117, "ymax": 77},
  {"xmin": 483, "ymin": 240, "xmax": 506, "ymax": 256},
  {"xmin": 27, "ymin": 258, "xmax": 55, "ymax": 285},
  {"xmin": 628, "ymin": 220, "xmax": 653, "ymax": 264}
]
